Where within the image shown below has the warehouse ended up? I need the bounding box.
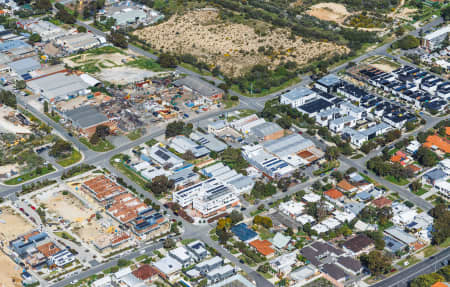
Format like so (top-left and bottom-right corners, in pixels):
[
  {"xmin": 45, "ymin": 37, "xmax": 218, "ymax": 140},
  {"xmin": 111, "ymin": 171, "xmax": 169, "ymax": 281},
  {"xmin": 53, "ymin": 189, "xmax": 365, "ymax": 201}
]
[
  {"xmin": 27, "ymin": 72, "xmax": 91, "ymax": 102},
  {"xmin": 63, "ymin": 105, "xmax": 114, "ymax": 137},
  {"xmin": 55, "ymin": 33, "xmax": 106, "ymax": 53},
  {"xmin": 174, "ymin": 76, "xmax": 223, "ymax": 100},
  {"xmin": 8, "ymin": 57, "xmax": 41, "ymax": 77}
]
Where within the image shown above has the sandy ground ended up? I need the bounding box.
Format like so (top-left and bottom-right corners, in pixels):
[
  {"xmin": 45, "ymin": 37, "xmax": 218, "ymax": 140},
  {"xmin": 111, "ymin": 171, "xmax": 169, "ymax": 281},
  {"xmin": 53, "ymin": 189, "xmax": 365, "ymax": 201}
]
[
  {"xmin": 0, "ymin": 207, "xmax": 33, "ymax": 242},
  {"xmin": 36, "ymin": 190, "xmax": 90, "ymax": 222},
  {"xmin": 391, "ymin": 7, "xmax": 417, "ymax": 21},
  {"xmin": 133, "ymin": 10, "xmax": 348, "ymax": 77},
  {"xmin": 0, "ymin": 252, "xmax": 22, "ymax": 287},
  {"xmin": 371, "ymin": 63, "xmax": 397, "ymax": 73},
  {"xmin": 307, "ymin": 3, "xmax": 351, "ymax": 24},
  {"xmin": 97, "ymin": 67, "xmax": 169, "ymax": 84},
  {"xmin": 0, "ymin": 106, "xmax": 32, "ymax": 134},
  {"xmin": 0, "ymin": 164, "xmax": 19, "ymax": 178},
  {"xmin": 63, "ymin": 52, "xmax": 130, "ymax": 69}
]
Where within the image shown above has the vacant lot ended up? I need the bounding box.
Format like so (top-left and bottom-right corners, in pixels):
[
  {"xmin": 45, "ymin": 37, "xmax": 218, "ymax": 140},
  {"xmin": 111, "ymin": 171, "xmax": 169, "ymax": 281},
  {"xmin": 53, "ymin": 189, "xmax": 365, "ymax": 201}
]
[
  {"xmin": 307, "ymin": 3, "xmax": 351, "ymax": 24},
  {"xmin": 0, "ymin": 206, "xmax": 33, "ymax": 242},
  {"xmin": 134, "ymin": 10, "xmax": 348, "ymax": 76},
  {"xmin": 35, "ymin": 190, "xmax": 90, "ymax": 222},
  {"xmin": 0, "ymin": 252, "xmax": 22, "ymax": 287}
]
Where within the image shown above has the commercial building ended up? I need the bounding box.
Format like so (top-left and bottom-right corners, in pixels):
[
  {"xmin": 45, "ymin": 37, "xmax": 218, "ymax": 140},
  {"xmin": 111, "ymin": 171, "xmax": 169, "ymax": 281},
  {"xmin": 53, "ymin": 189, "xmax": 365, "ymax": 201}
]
[
  {"xmin": 231, "ymin": 223, "xmax": 258, "ymax": 242},
  {"xmin": 64, "ymin": 105, "xmax": 114, "ymax": 137},
  {"xmin": 173, "ymin": 178, "xmax": 239, "ymax": 218},
  {"xmin": 250, "ymin": 121, "xmax": 284, "ymax": 141},
  {"xmin": 280, "ymin": 87, "xmax": 316, "ymax": 108},
  {"xmin": 190, "ymin": 131, "xmax": 227, "ymax": 152},
  {"xmin": 147, "ymin": 145, "xmax": 184, "ymax": 170},
  {"xmin": 174, "ymin": 76, "xmax": 223, "ymax": 100},
  {"xmin": 56, "ymin": 33, "xmax": 106, "ymax": 53},
  {"xmin": 169, "ymin": 135, "xmax": 209, "ymax": 158},
  {"xmin": 241, "ymin": 144, "xmax": 295, "ymax": 178},
  {"xmin": 422, "ymin": 25, "xmax": 450, "ymax": 51},
  {"xmin": 201, "ymin": 162, "xmax": 254, "ymax": 194},
  {"xmin": 8, "ymin": 57, "xmax": 41, "ymax": 76},
  {"xmin": 27, "ymin": 72, "xmax": 91, "ymax": 102},
  {"xmin": 17, "ymin": 20, "xmax": 67, "ymax": 41}
]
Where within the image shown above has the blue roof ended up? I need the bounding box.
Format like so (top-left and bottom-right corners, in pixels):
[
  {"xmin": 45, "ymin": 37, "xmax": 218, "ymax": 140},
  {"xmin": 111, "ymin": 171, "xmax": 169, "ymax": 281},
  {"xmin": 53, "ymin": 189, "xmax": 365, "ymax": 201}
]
[
  {"xmin": 0, "ymin": 40, "xmax": 30, "ymax": 52},
  {"xmin": 424, "ymin": 169, "xmax": 446, "ymax": 181},
  {"xmin": 356, "ymin": 191, "xmax": 371, "ymax": 201},
  {"xmin": 384, "ymin": 235, "xmax": 406, "ymax": 253},
  {"xmin": 231, "ymin": 223, "xmax": 257, "ymax": 242}
]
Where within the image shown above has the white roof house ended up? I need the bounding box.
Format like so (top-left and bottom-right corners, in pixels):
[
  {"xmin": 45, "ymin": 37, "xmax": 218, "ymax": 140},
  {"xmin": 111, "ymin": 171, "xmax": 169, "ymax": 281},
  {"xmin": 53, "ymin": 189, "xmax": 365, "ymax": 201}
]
[
  {"xmin": 303, "ymin": 193, "xmax": 321, "ymax": 203},
  {"xmin": 280, "ymin": 201, "xmax": 305, "ymax": 218},
  {"xmin": 153, "ymin": 256, "xmax": 182, "ymax": 278}
]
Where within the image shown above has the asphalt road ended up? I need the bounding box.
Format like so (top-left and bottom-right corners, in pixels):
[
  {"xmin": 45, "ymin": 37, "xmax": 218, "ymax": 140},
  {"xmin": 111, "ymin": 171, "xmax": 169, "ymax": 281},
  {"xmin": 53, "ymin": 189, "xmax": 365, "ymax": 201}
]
[{"xmin": 372, "ymin": 248, "xmax": 450, "ymax": 287}]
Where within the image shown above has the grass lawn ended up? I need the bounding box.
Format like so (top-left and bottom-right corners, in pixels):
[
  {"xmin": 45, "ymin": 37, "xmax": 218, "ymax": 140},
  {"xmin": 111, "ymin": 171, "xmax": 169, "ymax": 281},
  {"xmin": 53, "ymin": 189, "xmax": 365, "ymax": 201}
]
[
  {"xmin": 237, "ymin": 109, "xmax": 256, "ymax": 118},
  {"xmin": 181, "ymin": 239, "xmax": 196, "ymax": 245},
  {"xmin": 423, "ymin": 245, "xmax": 439, "ymax": 257},
  {"xmin": 231, "ymin": 76, "xmax": 300, "ymax": 98},
  {"xmin": 126, "ymin": 57, "xmax": 167, "ymax": 71},
  {"xmin": 258, "ymin": 227, "xmax": 274, "ymax": 240},
  {"xmin": 127, "ymin": 129, "xmax": 142, "ymax": 141},
  {"xmin": 414, "ymin": 188, "xmax": 428, "ymax": 196},
  {"xmin": 110, "ymin": 155, "xmax": 148, "ymax": 189},
  {"xmin": 313, "ymin": 160, "xmax": 339, "ymax": 176},
  {"xmin": 4, "ymin": 165, "xmax": 55, "ymax": 185},
  {"xmin": 146, "ymin": 139, "xmax": 158, "ymax": 147},
  {"xmin": 385, "ymin": 175, "xmax": 409, "ymax": 186},
  {"xmin": 179, "ymin": 62, "xmax": 213, "ymax": 76},
  {"xmin": 351, "ymin": 154, "xmax": 364, "ymax": 159},
  {"xmin": 260, "ymin": 272, "xmax": 273, "ymax": 279},
  {"xmin": 54, "ymin": 231, "xmax": 78, "ymax": 244},
  {"xmin": 86, "ymin": 46, "xmax": 125, "ymax": 55},
  {"xmin": 45, "ymin": 112, "xmax": 61, "ymax": 123},
  {"xmin": 439, "ymin": 238, "xmax": 450, "ymax": 248},
  {"xmin": 359, "ymin": 172, "xmax": 375, "ymax": 183},
  {"xmin": 79, "ymin": 137, "xmax": 114, "ymax": 152},
  {"xmin": 57, "ymin": 149, "xmax": 82, "ymax": 167},
  {"xmin": 397, "ymin": 255, "xmax": 420, "ymax": 267},
  {"xmin": 222, "ymin": 98, "xmax": 239, "ymax": 109},
  {"xmin": 250, "ymin": 209, "xmax": 265, "ymax": 217}
]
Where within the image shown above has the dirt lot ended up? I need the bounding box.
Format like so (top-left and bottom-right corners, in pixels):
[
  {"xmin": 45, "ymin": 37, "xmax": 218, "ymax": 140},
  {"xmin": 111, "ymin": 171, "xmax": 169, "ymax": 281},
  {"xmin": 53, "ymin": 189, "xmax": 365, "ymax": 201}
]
[
  {"xmin": 133, "ymin": 10, "xmax": 348, "ymax": 77},
  {"xmin": 0, "ymin": 206, "xmax": 33, "ymax": 242},
  {"xmin": 35, "ymin": 190, "xmax": 90, "ymax": 222},
  {"xmin": 97, "ymin": 67, "xmax": 169, "ymax": 85},
  {"xmin": 307, "ymin": 3, "xmax": 352, "ymax": 24},
  {"xmin": 63, "ymin": 51, "xmax": 131, "ymax": 71},
  {"xmin": 0, "ymin": 252, "xmax": 22, "ymax": 287}
]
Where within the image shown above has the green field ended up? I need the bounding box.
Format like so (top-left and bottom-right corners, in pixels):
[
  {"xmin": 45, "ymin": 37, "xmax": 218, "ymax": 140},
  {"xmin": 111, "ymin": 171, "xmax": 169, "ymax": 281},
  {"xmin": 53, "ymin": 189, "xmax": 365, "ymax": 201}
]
[
  {"xmin": 126, "ymin": 57, "xmax": 166, "ymax": 71},
  {"xmin": 57, "ymin": 149, "xmax": 82, "ymax": 167},
  {"xmin": 127, "ymin": 129, "xmax": 142, "ymax": 141},
  {"xmin": 4, "ymin": 166, "xmax": 55, "ymax": 185},
  {"xmin": 79, "ymin": 138, "xmax": 114, "ymax": 152},
  {"xmin": 385, "ymin": 175, "xmax": 409, "ymax": 186}
]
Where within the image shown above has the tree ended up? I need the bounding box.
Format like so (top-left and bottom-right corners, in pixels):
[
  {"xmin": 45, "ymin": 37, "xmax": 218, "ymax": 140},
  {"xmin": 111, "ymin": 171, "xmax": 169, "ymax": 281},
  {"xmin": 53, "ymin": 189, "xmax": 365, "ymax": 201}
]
[
  {"xmin": 15, "ymin": 80, "xmax": 26, "ymax": 90},
  {"xmin": 95, "ymin": 125, "xmax": 110, "ymax": 139},
  {"xmin": 55, "ymin": 6, "xmax": 76, "ymax": 24},
  {"xmin": 0, "ymin": 90, "xmax": 16, "ymax": 108},
  {"xmin": 146, "ymin": 175, "xmax": 174, "ymax": 196},
  {"xmin": 250, "ymin": 181, "xmax": 276, "ymax": 199},
  {"xmin": 181, "ymin": 150, "xmax": 195, "ymax": 161},
  {"xmin": 253, "ymin": 215, "xmax": 273, "ymax": 228},
  {"xmin": 77, "ymin": 26, "xmax": 87, "ymax": 33},
  {"xmin": 221, "ymin": 147, "xmax": 249, "ymax": 174},
  {"xmin": 430, "ymin": 204, "xmax": 450, "ymax": 245},
  {"xmin": 410, "ymin": 273, "xmax": 444, "ymax": 287},
  {"xmin": 325, "ymin": 146, "xmax": 340, "ymax": 161},
  {"xmin": 34, "ymin": 0, "xmax": 52, "ymax": 10},
  {"xmin": 442, "ymin": 5, "xmax": 450, "ymax": 21},
  {"xmin": 216, "ymin": 228, "xmax": 232, "ymax": 245},
  {"xmin": 90, "ymin": 133, "xmax": 100, "ymax": 145},
  {"xmin": 49, "ymin": 139, "xmax": 72, "ymax": 158},
  {"xmin": 29, "ymin": 33, "xmax": 41, "ymax": 43},
  {"xmin": 276, "ymin": 117, "xmax": 291, "ymax": 129},
  {"xmin": 108, "ymin": 30, "xmax": 128, "ymax": 48},
  {"xmin": 165, "ymin": 121, "xmax": 192, "ymax": 138},
  {"xmin": 43, "ymin": 101, "xmax": 49, "ymax": 113},
  {"xmin": 158, "ymin": 53, "xmax": 178, "ymax": 68},
  {"xmin": 229, "ymin": 210, "xmax": 243, "ymax": 225},
  {"xmin": 163, "ymin": 238, "xmax": 176, "ymax": 249},
  {"xmin": 360, "ymin": 251, "xmax": 392, "ymax": 275},
  {"xmin": 415, "ymin": 147, "xmax": 438, "ymax": 167},
  {"xmin": 277, "ymin": 177, "xmax": 291, "ymax": 191},
  {"xmin": 331, "ymin": 171, "xmax": 343, "ymax": 182},
  {"xmin": 392, "ymin": 35, "xmax": 420, "ymax": 50},
  {"xmin": 117, "ymin": 259, "xmax": 130, "ymax": 267},
  {"xmin": 410, "ymin": 180, "xmax": 421, "ymax": 192}
]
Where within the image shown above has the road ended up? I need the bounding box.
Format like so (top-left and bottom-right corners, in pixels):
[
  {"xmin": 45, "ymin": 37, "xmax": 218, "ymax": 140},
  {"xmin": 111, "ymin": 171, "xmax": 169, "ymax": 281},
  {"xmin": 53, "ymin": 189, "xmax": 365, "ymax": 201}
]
[{"xmin": 372, "ymin": 248, "xmax": 450, "ymax": 287}]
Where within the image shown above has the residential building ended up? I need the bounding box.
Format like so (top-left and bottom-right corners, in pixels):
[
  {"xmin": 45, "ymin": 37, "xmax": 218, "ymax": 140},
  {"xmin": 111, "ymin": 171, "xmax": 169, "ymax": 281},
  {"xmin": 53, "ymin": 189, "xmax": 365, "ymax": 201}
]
[
  {"xmin": 290, "ymin": 265, "xmax": 321, "ymax": 286},
  {"xmin": 186, "ymin": 240, "xmax": 208, "ymax": 261},
  {"xmin": 423, "ymin": 134, "xmax": 450, "ymax": 154},
  {"xmin": 372, "ymin": 196, "xmax": 392, "ymax": 209},
  {"xmin": 206, "ymin": 265, "xmax": 235, "ymax": 283},
  {"xmin": 49, "ymin": 250, "xmax": 75, "ymax": 267},
  {"xmin": 169, "ymin": 247, "xmax": 193, "ymax": 268},
  {"xmin": 315, "ymin": 74, "xmax": 342, "ymax": 93},
  {"xmin": 280, "ymin": 200, "xmax": 305, "ymax": 218},
  {"xmin": 153, "ymin": 256, "xmax": 182, "ymax": 281},
  {"xmin": 269, "ymin": 251, "xmax": 298, "ymax": 274},
  {"xmin": 231, "ymin": 223, "xmax": 258, "ymax": 243},
  {"xmin": 422, "ymin": 168, "xmax": 447, "ymax": 185},
  {"xmin": 324, "ymin": 188, "xmax": 344, "ymax": 205},
  {"xmin": 82, "ymin": 175, "xmax": 127, "ymax": 205},
  {"xmin": 384, "ymin": 235, "xmax": 407, "ymax": 254},
  {"xmin": 249, "ymin": 239, "xmax": 275, "ymax": 257},
  {"xmin": 384, "ymin": 226, "xmax": 417, "ymax": 247},
  {"xmin": 132, "ymin": 265, "xmax": 159, "ymax": 282},
  {"xmin": 322, "ymin": 263, "xmax": 347, "ymax": 283},
  {"xmin": 434, "ymin": 180, "xmax": 450, "ymax": 198},
  {"xmin": 128, "ymin": 208, "xmax": 169, "ymax": 239},
  {"xmin": 208, "ymin": 274, "xmax": 256, "ymax": 287},
  {"xmin": 342, "ymin": 234, "xmax": 374, "ymax": 256},
  {"xmin": 271, "ymin": 232, "xmax": 291, "ymax": 250}
]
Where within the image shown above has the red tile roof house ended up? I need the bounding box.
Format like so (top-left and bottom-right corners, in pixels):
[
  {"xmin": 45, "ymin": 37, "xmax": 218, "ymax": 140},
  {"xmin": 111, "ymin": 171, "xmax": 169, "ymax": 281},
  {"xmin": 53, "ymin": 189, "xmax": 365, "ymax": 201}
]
[
  {"xmin": 324, "ymin": 188, "xmax": 345, "ymax": 206},
  {"xmin": 249, "ymin": 239, "xmax": 275, "ymax": 258},
  {"xmin": 372, "ymin": 196, "xmax": 392, "ymax": 209},
  {"xmin": 132, "ymin": 264, "xmax": 159, "ymax": 282}
]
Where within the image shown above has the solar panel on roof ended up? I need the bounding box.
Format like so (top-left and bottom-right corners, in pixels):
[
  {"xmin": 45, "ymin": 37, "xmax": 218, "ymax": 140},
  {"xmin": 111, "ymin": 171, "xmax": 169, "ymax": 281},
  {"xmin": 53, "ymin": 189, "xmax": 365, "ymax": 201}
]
[{"xmin": 155, "ymin": 149, "xmax": 170, "ymax": 161}]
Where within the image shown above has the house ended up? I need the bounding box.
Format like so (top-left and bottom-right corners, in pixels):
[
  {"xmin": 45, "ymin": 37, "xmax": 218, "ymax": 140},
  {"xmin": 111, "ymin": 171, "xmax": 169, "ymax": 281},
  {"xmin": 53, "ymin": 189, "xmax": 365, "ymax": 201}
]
[
  {"xmin": 337, "ymin": 179, "xmax": 358, "ymax": 193},
  {"xmin": 231, "ymin": 223, "xmax": 258, "ymax": 243},
  {"xmin": 280, "ymin": 87, "xmax": 316, "ymax": 108},
  {"xmin": 249, "ymin": 239, "xmax": 275, "ymax": 257},
  {"xmin": 132, "ymin": 264, "xmax": 159, "ymax": 282},
  {"xmin": 269, "ymin": 251, "xmax": 298, "ymax": 274},
  {"xmin": 434, "ymin": 180, "xmax": 450, "ymax": 198},
  {"xmin": 422, "ymin": 168, "xmax": 447, "ymax": 185},
  {"xmin": 344, "ymin": 202, "xmax": 366, "ymax": 216},
  {"xmin": 315, "ymin": 74, "xmax": 342, "ymax": 93},
  {"xmin": 342, "ymin": 234, "xmax": 374, "ymax": 256},
  {"xmin": 279, "ymin": 200, "xmax": 305, "ymax": 218},
  {"xmin": 187, "ymin": 256, "xmax": 223, "ymax": 277},
  {"xmin": 290, "ymin": 265, "xmax": 321, "ymax": 286},
  {"xmin": 300, "ymin": 241, "xmax": 344, "ymax": 267},
  {"xmin": 321, "ymin": 263, "xmax": 347, "ymax": 283},
  {"xmin": 208, "ymin": 274, "xmax": 256, "ymax": 287},
  {"xmin": 372, "ymin": 196, "xmax": 392, "ymax": 209},
  {"xmin": 169, "ymin": 247, "xmax": 193, "ymax": 268},
  {"xmin": 423, "ymin": 134, "xmax": 450, "ymax": 154},
  {"xmin": 324, "ymin": 188, "xmax": 344, "ymax": 205},
  {"xmin": 384, "ymin": 235, "xmax": 407, "ymax": 254},
  {"xmin": 271, "ymin": 232, "xmax": 291, "ymax": 250},
  {"xmin": 336, "ymin": 257, "xmax": 363, "ymax": 276},
  {"xmin": 153, "ymin": 256, "xmax": 182, "ymax": 281},
  {"xmin": 407, "ymin": 140, "xmax": 421, "ymax": 154},
  {"xmin": 384, "ymin": 226, "xmax": 417, "ymax": 247},
  {"xmin": 303, "ymin": 193, "xmax": 322, "ymax": 203},
  {"xmin": 206, "ymin": 265, "xmax": 235, "ymax": 283},
  {"xmin": 186, "ymin": 240, "xmax": 208, "ymax": 261}
]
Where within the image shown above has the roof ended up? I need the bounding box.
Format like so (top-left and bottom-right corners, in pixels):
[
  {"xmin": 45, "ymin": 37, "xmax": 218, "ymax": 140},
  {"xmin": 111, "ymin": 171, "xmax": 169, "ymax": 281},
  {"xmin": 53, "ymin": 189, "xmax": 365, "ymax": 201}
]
[
  {"xmin": 324, "ymin": 188, "xmax": 343, "ymax": 200},
  {"xmin": 423, "ymin": 135, "xmax": 450, "ymax": 153},
  {"xmin": 249, "ymin": 239, "xmax": 275, "ymax": 256},
  {"xmin": 9, "ymin": 57, "xmax": 41, "ymax": 75},
  {"xmin": 372, "ymin": 196, "xmax": 392, "ymax": 208},
  {"xmin": 337, "ymin": 257, "xmax": 362, "ymax": 272},
  {"xmin": 385, "ymin": 226, "xmax": 417, "ymax": 245},
  {"xmin": 424, "ymin": 168, "xmax": 447, "ymax": 181},
  {"xmin": 263, "ymin": 133, "xmax": 315, "ymax": 158},
  {"xmin": 64, "ymin": 105, "xmax": 109, "ymax": 129},
  {"xmin": 0, "ymin": 40, "xmax": 30, "ymax": 52},
  {"xmin": 272, "ymin": 232, "xmax": 291, "ymax": 249},
  {"xmin": 250, "ymin": 121, "xmax": 283, "ymax": 138},
  {"xmin": 337, "ymin": 179, "xmax": 357, "ymax": 192},
  {"xmin": 282, "ymin": 87, "xmax": 315, "ymax": 102},
  {"xmin": 322, "ymin": 263, "xmax": 346, "ymax": 281},
  {"xmin": 174, "ymin": 76, "xmax": 223, "ymax": 97},
  {"xmin": 298, "ymin": 98, "xmax": 333, "ymax": 114},
  {"xmin": 431, "ymin": 283, "xmax": 450, "ymax": 287},
  {"xmin": 27, "ymin": 73, "xmax": 90, "ymax": 101},
  {"xmin": 153, "ymin": 256, "xmax": 182, "ymax": 275},
  {"xmin": 231, "ymin": 223, "xmax": 258, "ymax": 242},
  {"xmin": 343, "ymin": 234, "xmax": 374, "ymax": 253},
  {"xmin": 290, "ymin": 265, "xmax": 318, "ymax": 281},
  {"xmin": 132, "ymin": 264, "xmax": 158, "ymax": 280},
  {"xmin": 423, "ymin": 26, "xmax": 450, "ymax": 41},
  {"xmin": 317, "ymin": 74, "xmax": 341, "ymax": 87}
]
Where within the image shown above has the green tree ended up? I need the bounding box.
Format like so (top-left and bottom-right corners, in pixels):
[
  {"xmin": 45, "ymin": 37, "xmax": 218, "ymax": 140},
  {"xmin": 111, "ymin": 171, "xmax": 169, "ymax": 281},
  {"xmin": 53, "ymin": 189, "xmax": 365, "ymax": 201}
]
[
  {"xmin": 229, "ymin": 210, "xmax": 243, "ymax": 225},
  {"xmin": 158, "ymin": 53, "xmax": 178, "ymax": 68},
  {"xmin": 410, "ymin": 180, "xmax": 421, "ymax": 192},
  {"xmin": 441, "ymin": 5, "xmax": 450, "ymax": 21},
  {"xmin": 29, "ymin": 33, "xmax": 41, "ymax": 43},
  {"xmin": 146, "ymin": 175, "xmax": 174, "ymax": 196},
  {"xmin": 163, "ymin": 238, "xmax": 176, "ymax": 249},
  {"xmin": 392, "ymin": 35, "xmax": 420, "ymax": 50},
  {"xmin": 49, "ymin": 139, "xmax": 72, "ymax": 158},
  {"xmin": 108, "ymin": 30, "xmax": 128, "ymax": 48},
  {"xmin": 415, "ymin": 147, "xmax": 439, "ymax": 167},
  {"xmin": 43, "ymin": 101, "xmax": 49, "ymax": 113},
  {"xmin": 325, "ymin": 146, "xmax": 340, "ymax": 161},
  {"xmin": 360, "ymin": 251, "xmax": 392, "ymax": 275},
  {"xmin": 95, "ymin": 125, "xmax": 110, "ymax": 139},
  {"xmin": 410, "ymin": 273, "xmax": 444, "ymax": 287},
  {"xmin": 77, "ymin": 26, "xmax": 87, "ymax": 33},
  {"xmin": 34, "ymin": 0, "xmax": 52, "ymax": 10}
]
